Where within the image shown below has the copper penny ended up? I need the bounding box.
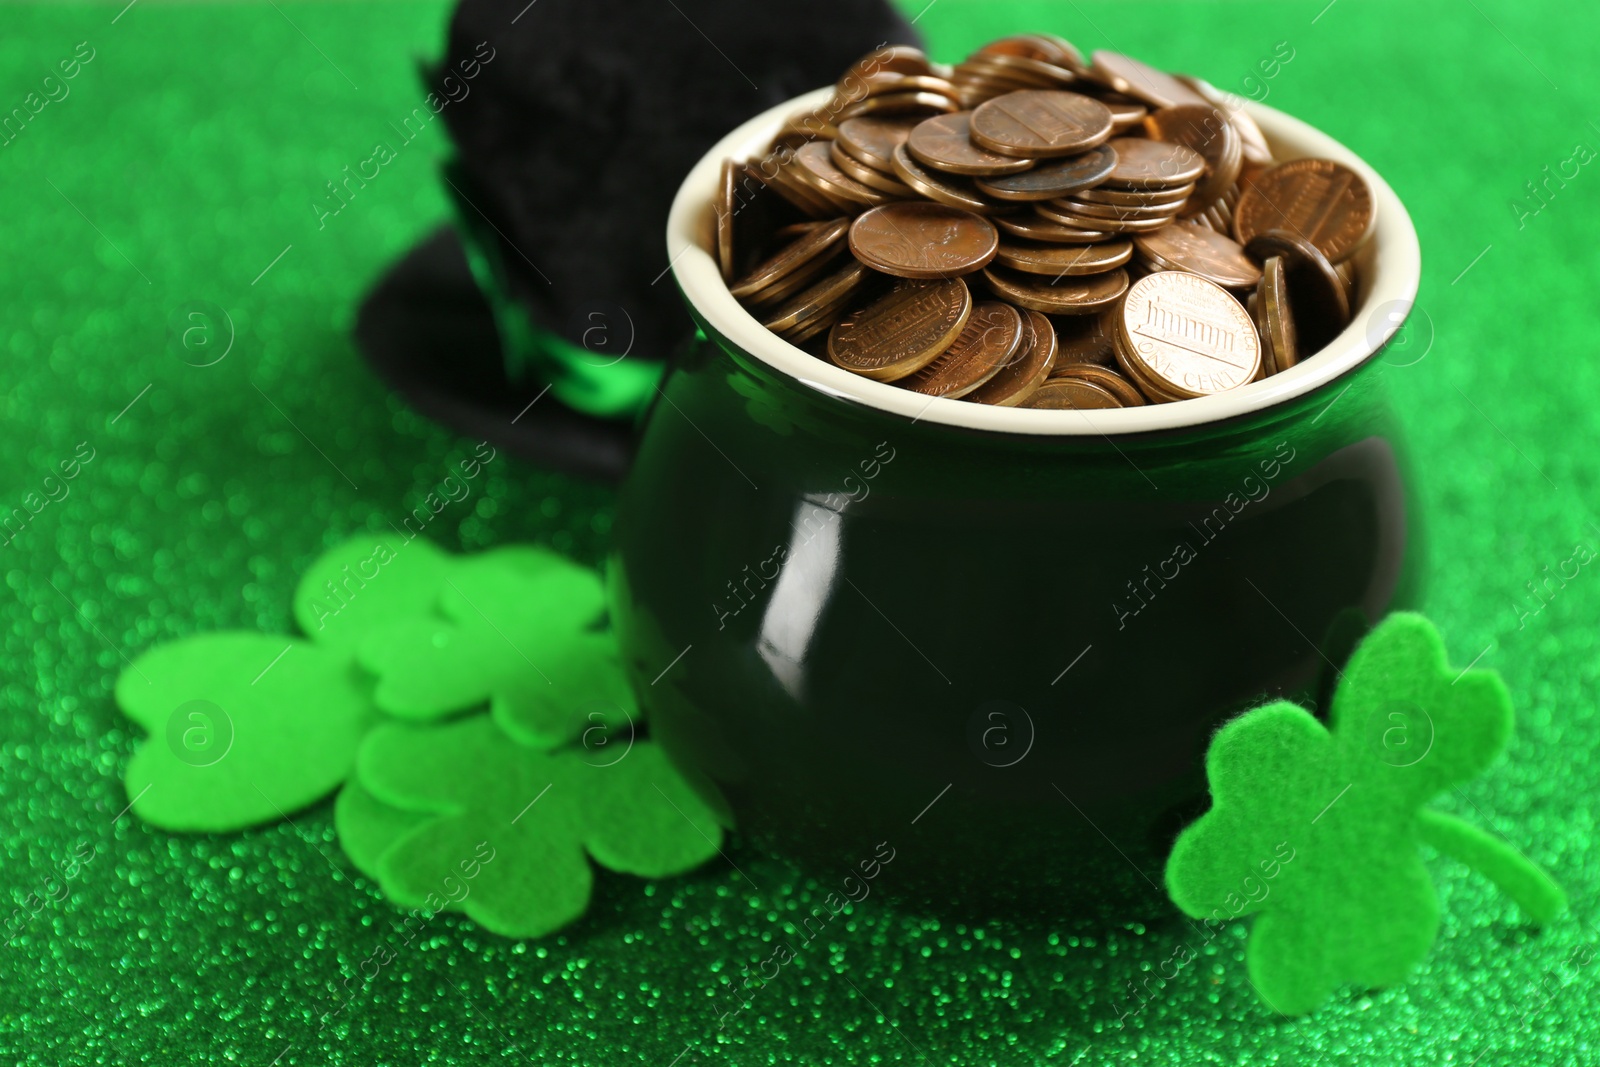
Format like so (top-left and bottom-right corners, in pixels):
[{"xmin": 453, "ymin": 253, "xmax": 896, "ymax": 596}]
[
  {"xmin": 829, "ymin": 140, "xmax": 916, "ymax": 194},
  {"xmin": 1054, "ymin": 197, "xmax": 1185, "ymax": 222},
  {"xmin": 908, "ymin": 112, "xmax": 1036, "ymax": 176},
  {"xmin": 835, "ymin": 72, "xmax": 960, "ymax": 106},
  {"xmin": 969, "ymin": 90, "xmax": 1114, "ymax": 158},
  {"xmin": 890, "ymin": 143, "xmax": 1003, "ymax": 214},
  {"xmin": 1020, "ymin": 378, "xmax": 1122, "ymax": 409},
  {"xmin": 900, "ymin": 300, "xmax": 1025, "ymax": 398},
  {"xmin": 1050, "ymin": 361, "xmax": 1146, "ymax": 406},
  {"xmin": 957, "ymin": 53, "xmax": 1076, "ymax": 88},
  {"xmin": 994, "ymin": 215, "xmax": 1111, "ymax": 243},
  {"xmin": 836, "ymin": 115, "xmax": 920, "ymax": 172},
  {"xmin": 1087, "ymin": 51, "xmax": 1210, "ymax": 109},
  {"xmin": 1254, "ymin": 254, "xmax": 1297, "ymax": 376},
  {"xmin": 1099, "ymin": 137, "xmax": 1207, "ymax": 189},
  {"xmin": 792, "ymin": 141, "xmax": 895, "ymax": 207},
  {"xmin": 1144, "ymin": 105, "xmax": 1242, "ymax": 215},
  {"xmin": 841, "ymin": 44, "xmax": 934, "ymax": 82},
  {"xmin": 1033, "ymin": 201, "xmax": 1177, "ymax": 232},
  {"xmin": 995, "ymin": 239, "xmax": 1133, "ymax": 276},
  {"xmin": 1135, "ymin": 222, "xmax": 1262, "ymax": 289},
  {"xmin": 1053, "ymin": 309, "xmax": 1120, "ymax": 364},
  {"xmin": 1074, "ymin": 181, "xmax": 1194, "ymax": 207},
  {"xmin": 827, "ymin": 277, "xmax": 973, "ymax": 381},
  {"xmin": 977, "ymin": 33, "xmax": 1087, "ymax": 74},
  {"xmin": 1243, "ymin": 229, "xmax": 1350, "ymax": 351},
  {"xmin": 729, "ymin": 217, "xmax": 851, "ymax": 299},
  {"xmin": 974, "ymin": 143, "xmax": 1117, "ymax": 200},
  {"xmin": 966, "ymin": 309, "xmax": 1058, "ymax": 406},
  {"xmin": 1114, "ymin": 271, "xmax": 1260, "ymax": 398},
  {"xmin": 836, "ymin": 91, "xmax": 960, "ymax": 121},
  {"xmin": 849, "ymin": 201, "xmax": 999, "ymax": 279},
  {"xmin": 1234, "ymin": 157, "xmax": 1373, "ymax": 264},
  {"xmin": 715, "ymin": 158, "xmax": 739, "ymax": 281},
  {"xmin": 1178, "ymin": 74, "xmax": 1274, "ymax": 166},
  {"xmin": 761, "ymin": 259, "xmax": 870, "ymax": 336},
  {"xmin": 983, "ymin": 264, "xmax": 1129, "ymax": 314},
  {"xmin": 755, "ymin": 156, "xmax": 842, "ymax": 218},
  {"xmin": 1101, "ymin": 96, "xmax": 1148, "ymax": 133}
]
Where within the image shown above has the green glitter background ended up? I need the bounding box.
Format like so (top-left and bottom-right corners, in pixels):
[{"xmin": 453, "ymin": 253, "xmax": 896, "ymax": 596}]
[{"xmin": 3, "ymin": 1, "xmax": 1597, "ymax": 1063}]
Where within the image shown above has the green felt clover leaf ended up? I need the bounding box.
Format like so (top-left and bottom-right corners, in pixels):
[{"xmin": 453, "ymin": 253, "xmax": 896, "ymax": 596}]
[
  {"xmin": 1165, "ymin": 612, "xmax": 1566, "ymax": 1015},
  {"xmin": 353, "ymin": 714, "xmax": 722, "ymax": 938},
  {"xmin": 114, "ymin": 633, "xmax": 379, "ymax": 831},
  {"xmin": 355, "ymin": 546, "xmax": 635, "ymax": 748},
  {"xmin": 293, "ymin": 534, "xmax": 453, "ymax": 653}
]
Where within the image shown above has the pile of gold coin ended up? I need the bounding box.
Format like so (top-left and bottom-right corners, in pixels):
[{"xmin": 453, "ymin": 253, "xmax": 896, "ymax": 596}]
[{"xmin": 715, "ymin": 35, "xmax": 1376, "ymax": 409}]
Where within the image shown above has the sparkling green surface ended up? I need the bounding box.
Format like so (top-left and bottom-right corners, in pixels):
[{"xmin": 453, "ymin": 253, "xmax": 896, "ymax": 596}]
[{"xmin": 2, "ymin": 1, "xmax": 1597, "ymax": 1063}]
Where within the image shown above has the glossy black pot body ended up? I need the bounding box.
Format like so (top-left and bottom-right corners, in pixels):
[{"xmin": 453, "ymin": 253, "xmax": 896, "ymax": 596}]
[{"xmin": 609, "ymin": 329, "xmax": 1419, "ymax": 919}]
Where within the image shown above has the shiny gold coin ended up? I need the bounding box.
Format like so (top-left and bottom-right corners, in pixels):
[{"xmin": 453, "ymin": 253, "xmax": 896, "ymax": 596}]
[
  {"xmin": 829, "ymin": 140, "xmax": 916, "ymax": 194},
  {"xmin": 835, "ymin": 115, "xmax": 920, "ymax": 172},
  {"xmin": 900, "ymin": 300, "xmax": 1025, "ymax": 398},
  {"xmin": 994, "ymin": 215, "xmax": 1111, "ymax": 243},
  {"xmin": 1114, "ymin": 271, "xmax": 1261, "ymax": 398},
  {"xmin": 729, "ymin": 217, "xmax": 851, "ymax": 299},
  {"xmin": 908, "ymin": 112, "xmax": 1037, "ymax": 176},
  {"xmin": 983, "ymin": 264, "xmax": 1129, "ymax": 314},
  {"xmin": 849, "ymin": 201, "xmax": 1000, "ymax": 279},
  {"xmin": 1144, "ymin": 104, "xmax": 1242, "ymax": 215},
  {"xmin": 715, "ymin": 158, "xmax": 739, "ymax": 282},
  {"xmin": 1134, "ymin": 221, "xmax": 1262, "ymax": 289},
  {"xmin": 1049, "ymin": 361, "xmax": 1146, "ymax": 406},
  {"xmin": 1053, "ymin": 308, "xmax": 1120, "ymax": 364},
  {"xmin": 761, "ymin": 260, "xmax": 870, "ymax": 335},
  {"xmin": 890, "ymin": 143, "xmax": 1006, "ymax": 214},
  {"xmin": 1086, "ymin": 50, "xmax": 1211, "ymax": 109},
  {"xmin": 966, "ymin": 308, "xmax": 1058, "ymax": 406},
  {"xmin": 1019, "ymin": 378, "xmax": 1122, "ymax": 409},
  {"xmin": 995, "ymin": 239, "xmax": 1133, "ymax": 276},
  {"xmin": 836, "ymin": 91, "xmax": 961, "ymax": 121},
  {"xmin": 1099, "ymin": 137, "xmax": 1207, "ymax": 189},
  {"xmin": 1254, "ymin": 254, "xmax": 1297, "ymax": 376},
  {"xmin": 969, "ymin": 90, "xmax": 1115, "ymax": 158},
  {"xmin": 827, "ymin": 277, "xmax": 973, "ymax": 381},
  {"xmin": 974, "ymin": 143, "xmax": 1117, "ymax": 201},
  {"xmin": 1234, "ymin": 157, "xmax": 1374, "ymax": 264}
]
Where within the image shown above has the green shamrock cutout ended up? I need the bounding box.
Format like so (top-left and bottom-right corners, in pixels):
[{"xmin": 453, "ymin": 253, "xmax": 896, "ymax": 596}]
[
  {"xmin": 356, "ymin": 546, "xmax": 636, "ymax": 748},
  {"xmin": 334, "ymin": 779, "xmax": 430, "ymax": 882},
  {"xmin": 352, "ymin": 713, "xmax": 723, "ymax": 938},
  {"xmin": 1165, "ymin": 613, "xmax": 1566, "ymax": 1015},
  {"xmin": 292, "ymin": 534, "xmax": 452, "ymax": 653},
  {"xmin": 115, "ymin": 633, "xmax": 378, "ymax": 831},
  {"xmin": 113, "ymin": 533, "xmax": 454, "ymax": 831}
]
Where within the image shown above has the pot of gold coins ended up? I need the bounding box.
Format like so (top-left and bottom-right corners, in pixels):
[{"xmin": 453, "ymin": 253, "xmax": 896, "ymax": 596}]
[{"xmin": 609, "ymin": 36, "xmax": 1422, "ymax": 916}]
